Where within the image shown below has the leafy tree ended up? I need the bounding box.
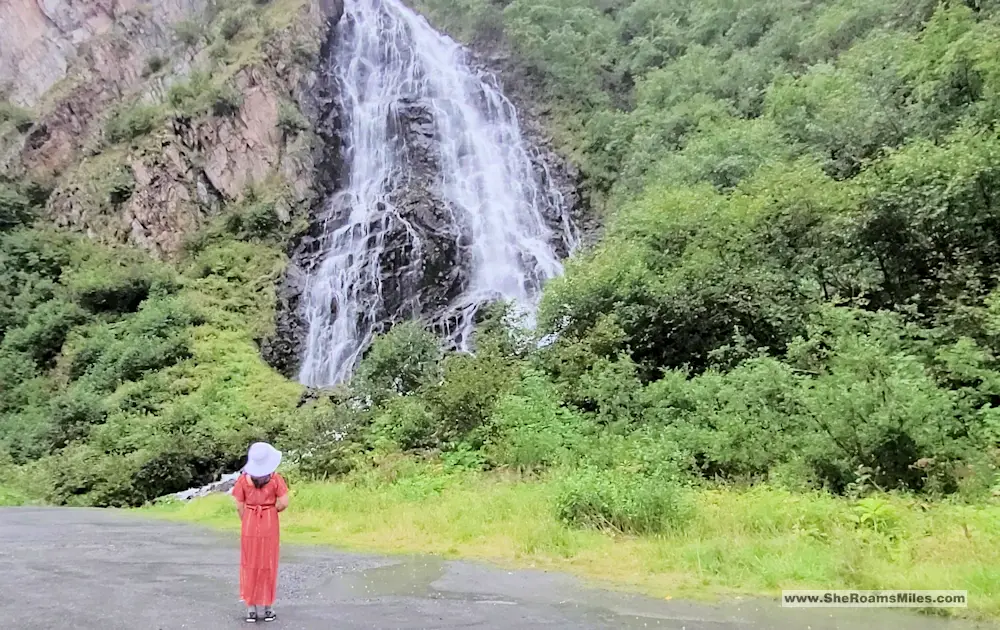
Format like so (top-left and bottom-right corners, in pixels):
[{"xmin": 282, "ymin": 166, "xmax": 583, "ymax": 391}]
[
  {"xmin": 355, "ymin": 321, "xmax": 442, "ymax": 405},
  {"xmin": 0, "ymin": 185, "xmax": 34, "ymax": 231}
]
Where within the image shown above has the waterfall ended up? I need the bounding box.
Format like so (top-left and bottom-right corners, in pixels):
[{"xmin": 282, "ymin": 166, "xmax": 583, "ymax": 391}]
[{"xmin": 297, "ymin": 0, "xmax": 576, "ymax": 388}]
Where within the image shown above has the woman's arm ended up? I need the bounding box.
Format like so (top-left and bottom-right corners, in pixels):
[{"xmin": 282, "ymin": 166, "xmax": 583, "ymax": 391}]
[
  {"xmin": 232, "ymin": 474, "xmax": 246, "ymax": 520},
  {"xmin": 275, "ymin": 474, "xmax": 290, "ymax": 513}
]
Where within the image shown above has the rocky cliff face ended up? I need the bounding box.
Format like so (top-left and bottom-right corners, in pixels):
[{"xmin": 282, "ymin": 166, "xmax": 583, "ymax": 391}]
[{"xmin": 1, "ymin": 0, "xmax": 343, "ymax": 258}]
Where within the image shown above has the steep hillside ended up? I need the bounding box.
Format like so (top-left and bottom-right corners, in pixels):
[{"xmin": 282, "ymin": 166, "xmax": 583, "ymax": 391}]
[
  {"xmin": 396, "ymin": 0, "xmax": 1000, "ymax": 495},
  {"xmin": 2, "ymin": 0, "xmax": 339, "ymax": 255},
  {"xmin": 0, "ymin": 0, "xmax": 342, "ymax": 505}
]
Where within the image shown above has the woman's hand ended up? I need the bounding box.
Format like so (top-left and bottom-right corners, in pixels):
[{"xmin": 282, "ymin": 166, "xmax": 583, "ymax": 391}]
[
  {"xmin": 236, "ymin": 500, "xmax": 246, "ymax": 520},
  {"xmin": 276, "ymin": 494, "xmax": 289, "ymax": 513}
]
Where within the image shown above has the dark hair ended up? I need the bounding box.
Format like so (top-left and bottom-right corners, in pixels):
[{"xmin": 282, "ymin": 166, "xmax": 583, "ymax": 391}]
[{"xmin": 251, "ymin": 474, "xmax": 271, "ymax": 489}]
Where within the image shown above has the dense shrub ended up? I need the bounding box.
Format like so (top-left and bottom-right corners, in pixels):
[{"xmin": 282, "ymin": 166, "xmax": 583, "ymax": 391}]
[
  {"xmin": 281, "ymin": 401, "xmax": 363, "ymax": 479},
  {"xmin": 209, "ymin": 84, "xmax": 243, "ymax": 117},
  {"xmin": 104, "ymin": 104, "xmax": 161, "ymax": 144},
  {"xmin": 485, "ymin": 369, "xmax": 586, "ymax": 472},
  {"xmin": 173, "ymin": 20, "xmax": 205, "ymax": 46},
  {"xmin": 65, "ymin": 263, "xmax": 161, "ymax": 314},
  {"xmin": 218, "ymin": 10, "xmax": 249, "ymax": 41},
  {"xmin": 423, "ymin": 351, "xmax": 518, "ymax": 446},
  {"xmin": 0, "ymin": 228, "xmax": 73, "ymax": 279},
  {"xmin": 47, "ymin": 386, "xmax": 107, "ymax": 450},
  {"xmin": 0, "ymin": 185, "xmax": 34, "ymax": 231},
  {"xmin": 68, "ymin": 298, "xmax": 196, "ymax": 390},
  {"xmin": 223, "ymin": 199, "xmax": 282, "ymax": 241},
  {"xmin": 1, "ymin": 300, "xmax": 87, "ymax": 367},
  {"xmin": 555, "ymin": 468, "xmax": 693, "ymax": 535},
  {"xmin": 355, "ymin": 322, "xmax": 442, "ymax": 405},
  {"xmin": 0, "ymin": 101, "xmax": 33, "ymax": 132},
  {"xmin": 0, "ymin": 216, "xmax": 302, "ymax": 505},
  {"xmin": 277, "ymin": 102, "xmax": 309, "ymax": 135},
  {"xmin": 105, "ymin": 168, "xmax": 135, "ymax": 205},
  {"xmin": 369, "ymin": 396, "xmax": 436, "ymax": 452},
  {"xmin": 167, "ymin": 71, "xmax": 213, "ymax": 111},
  {"xmin": 129, "ymin": 443, "xmax": 226, "ymax": 504}
]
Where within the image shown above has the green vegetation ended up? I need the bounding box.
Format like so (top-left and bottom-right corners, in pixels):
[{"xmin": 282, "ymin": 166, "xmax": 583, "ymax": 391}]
[
  {"xmin": 51, "ymin": 149, "xmax": 137, "ymax": 219},
  {"xmin": 173, "ymin": 19, "xmax": 206, "ymax": 47},
  {"xmin": 0, "ymin": 0, "xmax": 320, "ymax": 504},
  {"xmin": 277, "ymin": 101, "xmax": 309, "ymax": 136},
  {"xmin": 0, "ymin": 220, "xmax": 300, "ymax": 506},
  {"xmin": 160, "ymin": 0, "xmax": 314, "ymax": 128},
  {"xmin": 104, "ymin": 103, "xmax": 162, "ymax": 144},
  {"xmin": 209, "ymin": 84, "xmax": 243, "ymax": 117},
  {"xmin": 414, "ymin": 0, "xmax": 1000, "ymax": 205},
  {"xmin": 0, "ymin": 183, "xmax": 35, "ymax": 231},
  {"xmin": 109, "ymin": 0, "xmax": 316, "ymax": 141},
  {"xmin": 7, "ymin": 0, "xmax": 1000, "ymax": 617},
  {"xmin": 143, "ymin": 54, "xmax": 167, "ymax": 77},
  {"xmin": 0, "ymin": 101, "xmax": 34, "ymax": 132},
  {"xmin": 364, "ymin": 0, "xmax": 1000, "ymax": 498}
]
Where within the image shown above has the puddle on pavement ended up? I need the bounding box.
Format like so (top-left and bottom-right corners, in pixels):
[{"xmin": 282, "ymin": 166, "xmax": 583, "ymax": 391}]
[{"xmin": 325, "ymin": 556, "xmax": 447, "ymax": 599}]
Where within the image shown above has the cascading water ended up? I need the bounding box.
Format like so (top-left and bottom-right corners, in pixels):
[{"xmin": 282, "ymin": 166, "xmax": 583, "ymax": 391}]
[{"xmin": 297, "ymin": 0, "xmax": 577, "ymax": 388}]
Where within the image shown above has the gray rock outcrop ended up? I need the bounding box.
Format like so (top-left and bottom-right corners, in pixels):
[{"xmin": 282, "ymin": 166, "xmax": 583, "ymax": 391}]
[{"xmin": 2, "ymin": 0, "xmax": 344, "ymax": 258}]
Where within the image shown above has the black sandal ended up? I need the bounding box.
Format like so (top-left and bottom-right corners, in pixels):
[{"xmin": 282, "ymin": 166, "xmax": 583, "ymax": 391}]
[
  {"xmin": 245, "ymin": 610, "xmax": 258, "ymax": 623},
  {"xmin": 263, "ymin": 609, "xmax": 277, "ymax": 622}
]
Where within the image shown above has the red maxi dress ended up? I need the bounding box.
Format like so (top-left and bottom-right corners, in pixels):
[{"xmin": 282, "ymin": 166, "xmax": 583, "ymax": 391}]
[{"xmin": 232, "ymin": 473, "xmax": 288, "ymax": 607}]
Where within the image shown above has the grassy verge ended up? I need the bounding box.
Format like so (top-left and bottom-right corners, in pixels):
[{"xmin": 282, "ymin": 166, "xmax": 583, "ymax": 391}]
[{"xmin": 145, "ymin": 467, "xmax": 1000, "ymax": 619}]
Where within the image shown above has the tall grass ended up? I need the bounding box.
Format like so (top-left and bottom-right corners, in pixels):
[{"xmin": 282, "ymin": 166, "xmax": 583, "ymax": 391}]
[{"xmin": 146, "ymin": 467, "xmax": 1000, "ymax": 619}]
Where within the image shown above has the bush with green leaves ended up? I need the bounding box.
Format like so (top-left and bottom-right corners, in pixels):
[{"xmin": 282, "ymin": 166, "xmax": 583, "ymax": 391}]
[
  {"xmin": 7, "ymin": 0, "xmax": 1000, "ymax": 511},
  {"xmin": 555, "ymin": 467, "xmax": 693, "ymax": 535},
  {"xmin": 209, "ymin": 83, "xmax": 243, "ymax": 117},
  {"xmin": 0, "ymin": 184, "xmax": 34, "ymax": 231},
  {"xmin": 0, "ymin": 101, "xmax": 33, "ymax": 132},
  {"xmin": 218, "ymin": 10, "xmax": 248, "ymax": 41},
  {"xmin": 0, "ymin": 215, "xmax": 312, "ymax": 505},
  {"xmin": 1, "ymin": 300, "xmax": 87, "ymax": 368},
  {"xmin": 0, "ymin": 229, "xmax": 74, "ymax": 336},
  {"xmin": 105, "ymin": 168, "xmax": 135, "ymax": 205},
  {"xmin": 104, "ymin": 104, "xmax": 161, "ymax": 144},
  {"xmin": 167, "ymin": 71, "xmax": 213, "ymax": 111},
  {"xmin": 64, "ymin": 253, "xmax": 172, "ymax": 315},
  {"xmin": 485, "ymin": 369, "xmax": 587, "ymax": 472},
  {"xmin": 277, "ymin": 101, "xmax": 309, "ymax": 135},
  {"xmin": 422, "ymin": 350, "xmax": 519, "ymax": 446},
  {"xmin": 634, "ymin": 306, "xmax": 981, "ymax": 492},
  {"xmin": 46, "ymin": 385, "xmax": 108, "ymax": 450},
  {"xmin": 67, "ymin": 298, "xmax": 197, "ymax": 389},
  {"xmin": 173, "ymin": 20, "xmax": 205, "ymax": 46},
  {"xmin": 355, "ymin": 322, "xmax": 442, "ymax": 405},
  {"xmin": 368, "ymin": 395, "xmax": 436, "ymax": 452},
  {"xmin": 223, "ymin": 199, "xmax": 282, "ymax": 241},
  {"xmin": 143, "ymin": 54, "xmax": 167, "ymax": 77}
]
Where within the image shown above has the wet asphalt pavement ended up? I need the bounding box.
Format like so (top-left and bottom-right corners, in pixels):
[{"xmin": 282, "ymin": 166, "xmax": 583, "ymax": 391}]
[{"xmin": 0, "ymin": 507, "xmax": 996, "ymax": 630}]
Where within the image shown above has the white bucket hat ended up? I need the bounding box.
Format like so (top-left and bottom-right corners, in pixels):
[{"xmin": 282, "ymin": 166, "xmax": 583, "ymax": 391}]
[{"xmin": 244, "ymin": 442, "xmax": 282, "ymax": 477}]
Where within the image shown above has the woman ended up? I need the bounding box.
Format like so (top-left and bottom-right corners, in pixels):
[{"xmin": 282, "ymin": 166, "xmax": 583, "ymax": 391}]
[{"xmin": 232, "ymin": 442, "xmax": 290, "ymax": 623}]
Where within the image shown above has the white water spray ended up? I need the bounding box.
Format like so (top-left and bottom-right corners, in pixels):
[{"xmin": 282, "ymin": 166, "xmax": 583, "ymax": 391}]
[{"xmin": 298, "ymin": 0, "xmax": 575, "ymax": 387}]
